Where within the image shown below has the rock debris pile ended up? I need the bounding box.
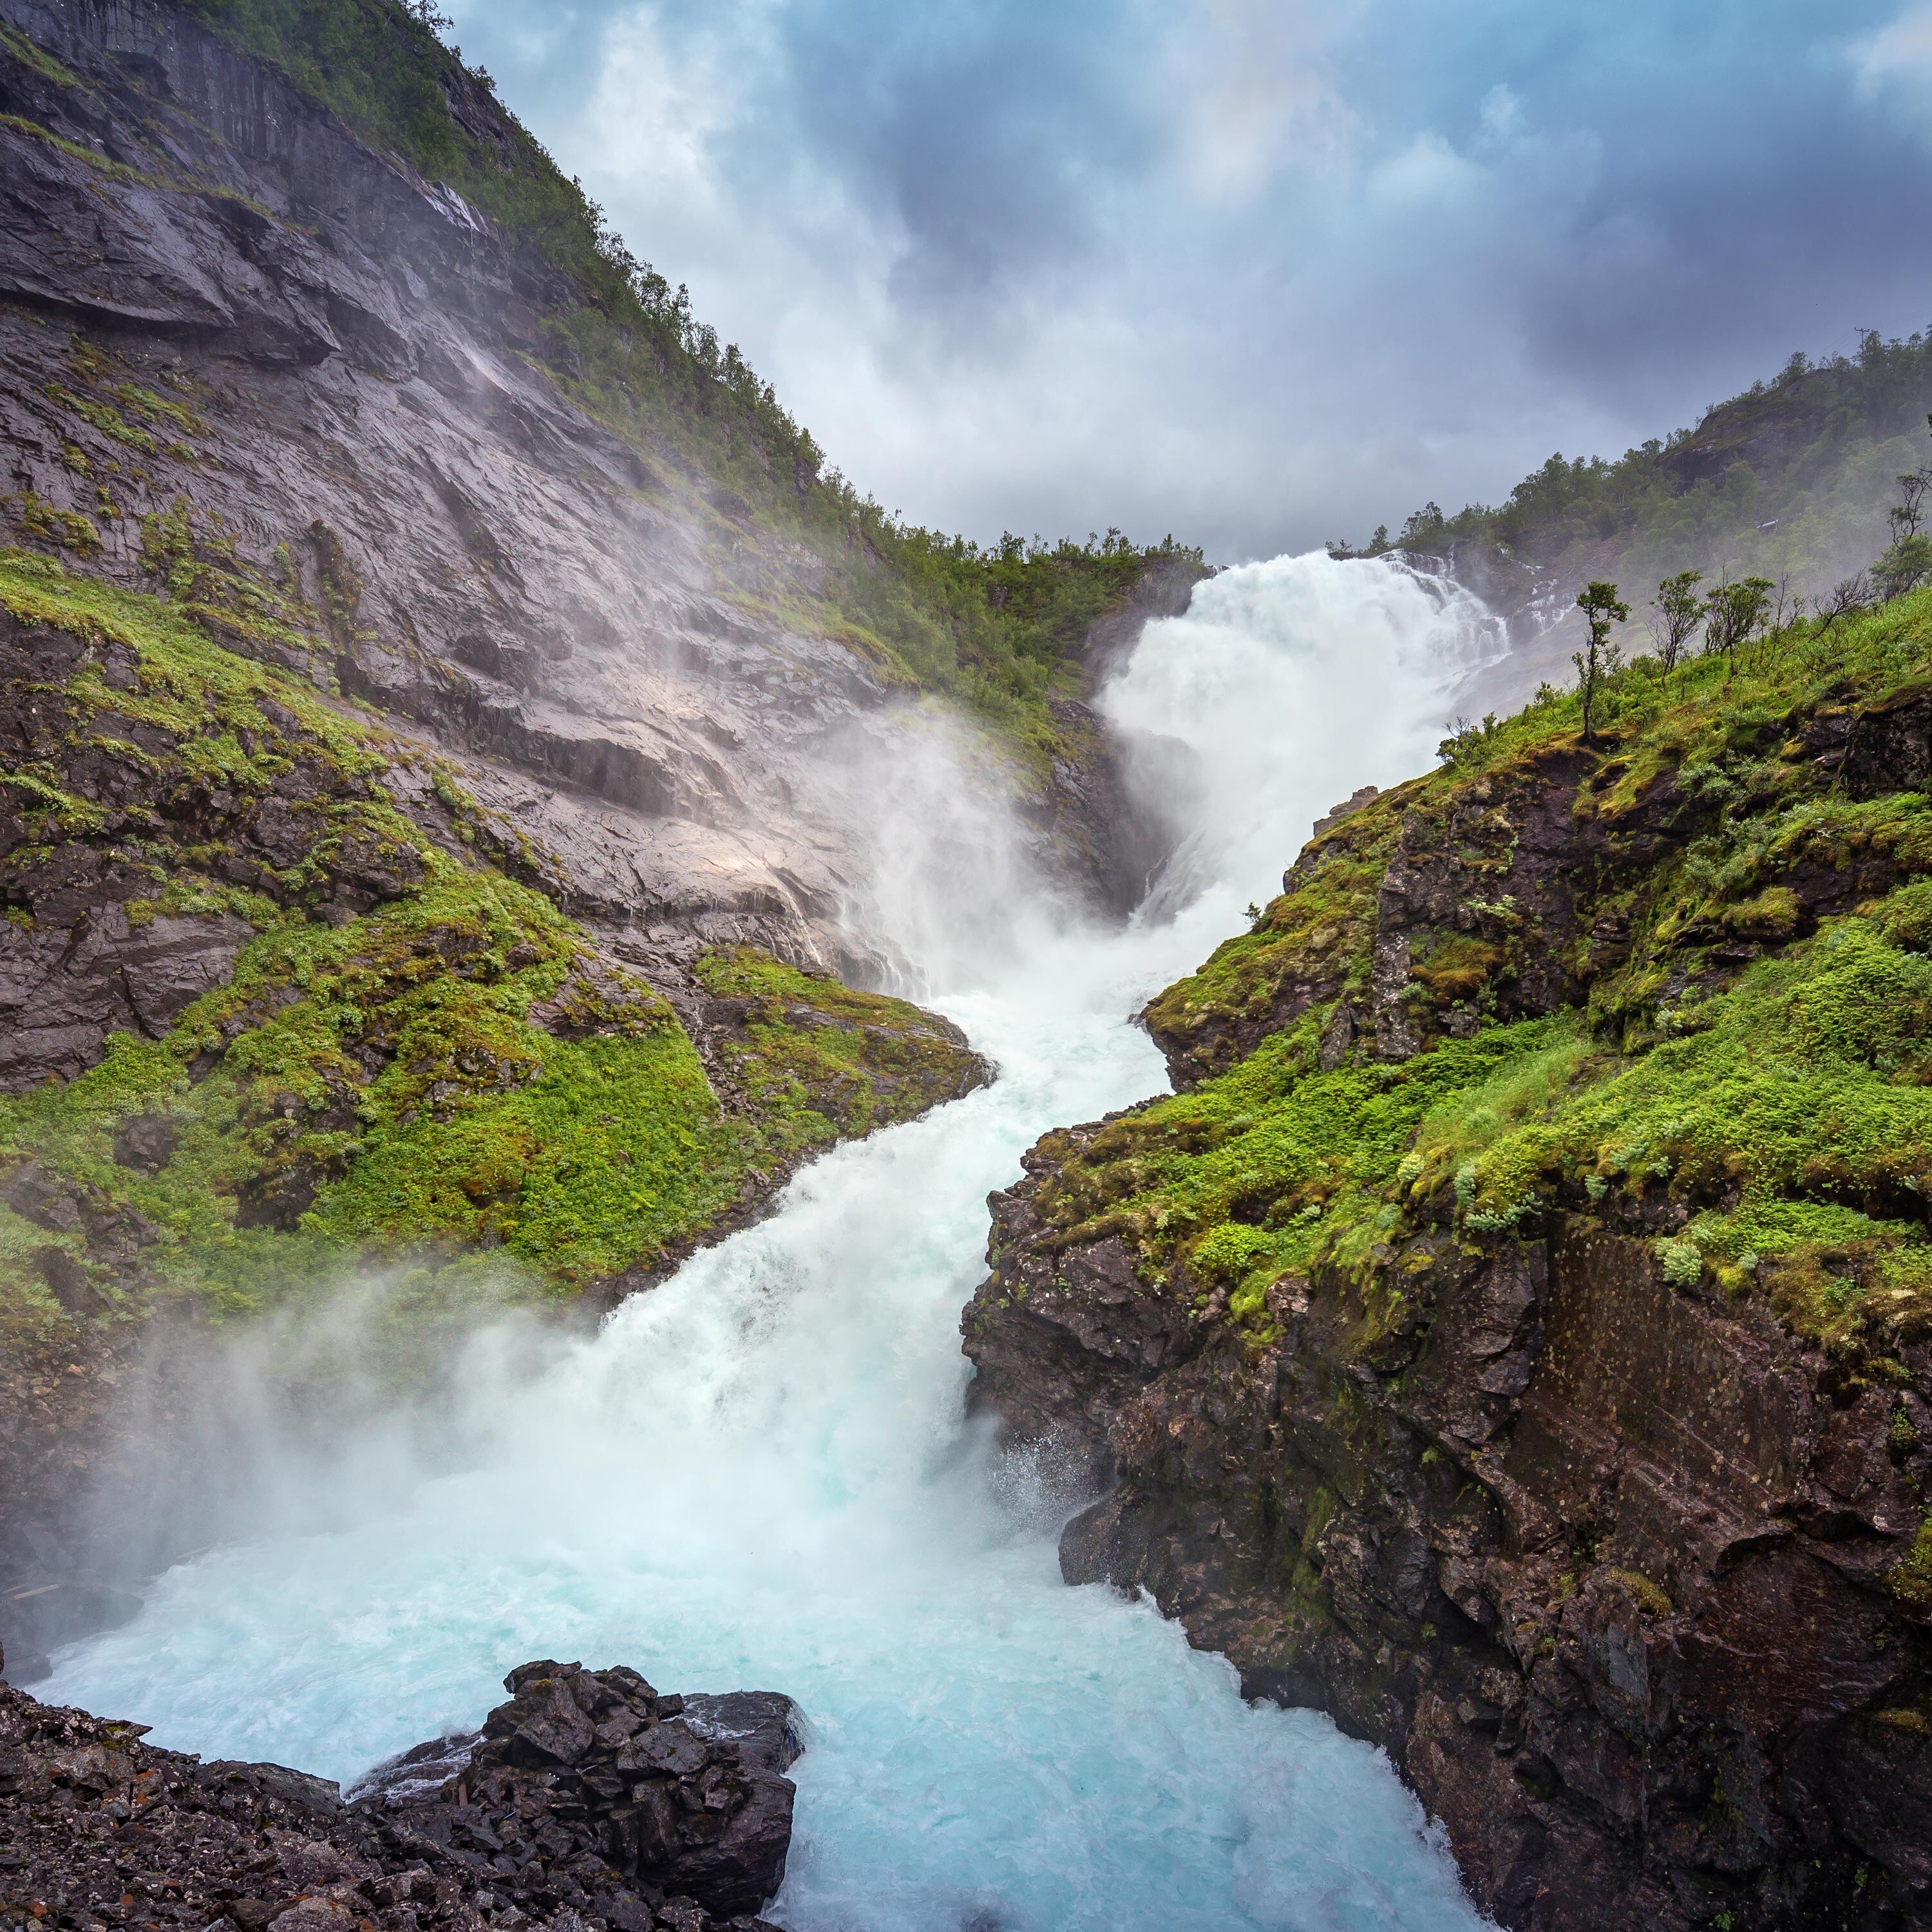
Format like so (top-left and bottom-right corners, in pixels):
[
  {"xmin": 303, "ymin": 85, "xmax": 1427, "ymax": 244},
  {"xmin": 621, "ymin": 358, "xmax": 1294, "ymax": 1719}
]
[{"xmin": 0, "ymin": 1660, "xmax": 800, "ymax": 1932}]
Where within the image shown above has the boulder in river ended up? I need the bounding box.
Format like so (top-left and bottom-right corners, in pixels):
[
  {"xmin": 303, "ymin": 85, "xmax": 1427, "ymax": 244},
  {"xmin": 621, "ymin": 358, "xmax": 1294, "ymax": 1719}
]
[
  {"xmin": 359, "ymin": 1662, "xmax": 802, "ymax": 1922},
  {"xmin": 0, "ymin": 1657, "xmax": 801, "ymax": 1932}
]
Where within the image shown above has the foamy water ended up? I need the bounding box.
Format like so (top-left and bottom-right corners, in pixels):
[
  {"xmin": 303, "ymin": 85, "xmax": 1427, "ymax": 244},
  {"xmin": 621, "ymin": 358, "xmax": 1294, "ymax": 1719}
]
[{"xmin": 47, "ymin": 554, "xmax": 1501, "ymax": 1932}]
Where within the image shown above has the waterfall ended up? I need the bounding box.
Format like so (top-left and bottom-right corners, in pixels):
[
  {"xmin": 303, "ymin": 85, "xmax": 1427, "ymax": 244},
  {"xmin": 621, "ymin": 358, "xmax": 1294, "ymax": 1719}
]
[
  {"xmin": 46, "ymin": 554, "xmax": 1499, "ymax": 1932},
  {"xmin": 1103, "ymin": 549, "xmax": 1506, "ymax": 951}
]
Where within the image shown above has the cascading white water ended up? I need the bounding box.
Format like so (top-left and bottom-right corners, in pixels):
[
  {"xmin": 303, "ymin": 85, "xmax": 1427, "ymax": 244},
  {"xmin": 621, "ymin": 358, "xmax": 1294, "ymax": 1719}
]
[
  {"xmin": 1104, "ymin": 550, "xmax": 1506, "ymax": 956},
  {"xmin": 46, "ymin": 553, "xmax": 1501, "ymax": 1932}
]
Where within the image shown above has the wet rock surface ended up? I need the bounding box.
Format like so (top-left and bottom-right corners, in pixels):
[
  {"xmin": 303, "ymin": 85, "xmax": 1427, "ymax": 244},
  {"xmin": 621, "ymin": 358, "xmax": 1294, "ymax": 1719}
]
[
  {"xmin": 0, "ymin": 1316, "xmax": 142, "ymax": 1673},
  {"xmin": 0, "ymin": 0, "xmax": 1148, "ymax": 987},
  {"xmin": 0, "ymin": 1662, "xmax": 800, "ymax": 1932}
]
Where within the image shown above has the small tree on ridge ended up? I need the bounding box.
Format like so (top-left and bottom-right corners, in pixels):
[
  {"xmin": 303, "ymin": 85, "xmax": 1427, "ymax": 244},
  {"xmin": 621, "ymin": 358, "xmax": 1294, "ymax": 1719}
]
[
  {"xmin": 1647, "ymin": 570, "xmax": 1703, "ymax": 672},
  {"xmin": 1702, "ymin": 576, "xmax": 1774, "ymax": 677},
  {"xmin": 1817, "ymin": 571, "xmax": 1873, "ymax": 635},
  {"xmin": 1573, "ymin": 580, "xmax": 1630, "ymax": 744},
  {"xmin": 1873, "ymin": 414, "xmax": 1932, "ymax": 601}
]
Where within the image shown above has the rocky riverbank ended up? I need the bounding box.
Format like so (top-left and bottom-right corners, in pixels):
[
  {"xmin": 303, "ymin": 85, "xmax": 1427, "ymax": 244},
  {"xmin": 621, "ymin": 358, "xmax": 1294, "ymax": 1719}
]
[
  {"xmin": 0, "ymin": 1659, "xmax": 800, "ymax": 1932},
  {"xmin": 965, "ymin": 602, "xmax": 1932, "ymax": 1930}
]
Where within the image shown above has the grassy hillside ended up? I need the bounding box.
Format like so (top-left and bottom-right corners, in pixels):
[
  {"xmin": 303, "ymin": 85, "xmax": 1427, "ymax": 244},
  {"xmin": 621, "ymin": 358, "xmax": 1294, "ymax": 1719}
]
[
  {"xmin": 0, "ymin": 548, "xmax": 980, "ymax": 1338},
  {"xmin": 1022, "ymin": 581, "xmax": 1932, "ymax": 1387},
  {"xmin": 1341, "ymin": 330, "xmax": 1932, "ymax": 612},
  {"xmin": 173, "ymin": 0, "xmax": 1203, "ymax": 743}
]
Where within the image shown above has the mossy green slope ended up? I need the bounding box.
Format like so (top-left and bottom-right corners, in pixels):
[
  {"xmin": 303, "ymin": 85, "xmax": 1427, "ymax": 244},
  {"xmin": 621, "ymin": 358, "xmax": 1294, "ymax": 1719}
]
[
  {"xmin": 1038, "ymin": 588, "xmax": 1932, "ymax": 1378},
  {"xmin": 0, "ymin": 551, "xmax": 981, "ymax": 1332}
]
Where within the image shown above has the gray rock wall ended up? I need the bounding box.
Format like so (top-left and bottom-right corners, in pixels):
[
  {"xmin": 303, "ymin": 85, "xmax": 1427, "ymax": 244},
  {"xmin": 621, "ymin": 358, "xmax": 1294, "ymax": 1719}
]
[{"xmin": 0, "ymin": 0, "xmax": 1134, "ymax": 985}]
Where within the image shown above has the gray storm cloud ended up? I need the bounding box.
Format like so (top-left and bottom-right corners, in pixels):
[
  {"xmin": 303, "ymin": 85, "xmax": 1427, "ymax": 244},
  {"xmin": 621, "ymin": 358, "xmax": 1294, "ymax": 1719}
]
[{"xmin": 445, "ymin": 0, "xmax": 1932, "ymax": 560}]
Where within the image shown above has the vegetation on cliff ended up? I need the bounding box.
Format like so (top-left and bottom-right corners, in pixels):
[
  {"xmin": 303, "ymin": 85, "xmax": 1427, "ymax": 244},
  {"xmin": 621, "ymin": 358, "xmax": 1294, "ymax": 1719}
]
[
  {"xmin": 963, "ymin": 573, "xmax": 1932, "ymax": 1929},
  {"xmin": 1010, "ymin": 582, "xmax": 1932, "ymax": 1381},
  {"xmin": 0, "ymin": 550, "xmax": 981, "ymax": 1334},
  {"xmin": 1337, "ymin": 329, "xmax": 1932, "ymax": 608}
]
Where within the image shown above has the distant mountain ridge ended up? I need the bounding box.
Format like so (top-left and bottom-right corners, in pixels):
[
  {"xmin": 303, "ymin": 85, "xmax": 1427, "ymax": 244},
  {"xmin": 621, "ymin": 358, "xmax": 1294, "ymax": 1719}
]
[{"xmin": 1342, "ymin": 331, "xmax": 1932, "ymax": 715}]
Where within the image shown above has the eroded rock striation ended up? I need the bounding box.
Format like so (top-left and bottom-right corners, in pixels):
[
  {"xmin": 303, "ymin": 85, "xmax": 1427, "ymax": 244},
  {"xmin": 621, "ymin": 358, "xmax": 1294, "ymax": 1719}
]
[
  {"xmin": 967, "ymin": 634, "xmax": 1932, "ymax": 1928},
  {"xmin": 0, "ymin": 1660, "xmax": 801, "ymax": 1932}
]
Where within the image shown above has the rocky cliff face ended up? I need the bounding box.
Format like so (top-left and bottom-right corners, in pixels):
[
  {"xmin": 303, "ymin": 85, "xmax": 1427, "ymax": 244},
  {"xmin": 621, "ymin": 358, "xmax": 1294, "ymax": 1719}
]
[
  {"xmin": 965, "ymin": 607, "xmax": 1932, "ymax": 1929},
  {"xmin": 0, "ymin": 0, "xmax": 1141, "ymax": 973},
  {"xmin": 0, "ymin": 0, "xmax": 1057, "ymax": 1662}
]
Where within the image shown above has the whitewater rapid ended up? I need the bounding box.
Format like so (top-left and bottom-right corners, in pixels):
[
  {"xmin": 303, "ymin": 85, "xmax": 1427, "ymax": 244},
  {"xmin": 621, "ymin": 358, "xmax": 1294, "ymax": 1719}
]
[{"xmin": 46, "ymin": 554, "xmax": 1506, "ymax": 1932}]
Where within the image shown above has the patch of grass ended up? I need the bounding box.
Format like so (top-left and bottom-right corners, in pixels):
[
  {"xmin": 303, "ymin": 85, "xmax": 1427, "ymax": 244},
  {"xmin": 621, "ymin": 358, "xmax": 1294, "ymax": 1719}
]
[
  {"xmin": 0, "ymin": 542, "xmax": 370, "ymax": 783},
  {"xmin": 1454, "ymin": 917, "xmax": 1932, "ymax": 1237},
  {"xmin": 1144, "ymin": 833, "xmax": 1396, "ymax": 1081},
  {"xmin": 10, "ymin": 488, "xmax": 100, "ymax": 556},
  {"xmin": 1030, "ymin": 1007, "xmax": 1577, "ymax": 1334},
  {"xmin": 0, "ymin": 21, "xmax": 88, "ymax": 86},
  {"xmin": 0, "ymin": 864, "xmax": 656, "ymax": 1309},
  {"xmin": 0, "ymin": 880, "xmax": 976, "ymax": 1319},
  {"xmin": 1064, "ymin": 585, "xmax": 1932, "ymax": 1367},
  {"xmin": 1889, "ymin": 1513, "xmax": 1932, "ymax": 1608},
  {"xmin": 1602, "ymin": 1567, "xmax": 1674, "ymax": 1618},
  {"xmin": 694, "ymin": 945, "xmax": 983, "ymax": 1149},
  {"xmin": 0, "ymin": 111, "xmax": 156, "ymax": 187},
  {"xmin": 47, "ymin": 382, "xmax": 153, "ymax": 451}
]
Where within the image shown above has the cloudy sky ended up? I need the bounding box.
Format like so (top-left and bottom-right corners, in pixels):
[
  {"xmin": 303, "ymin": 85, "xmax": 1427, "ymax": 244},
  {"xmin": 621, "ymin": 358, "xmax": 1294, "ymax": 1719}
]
[{"xmin": 445, "ymin": 0, "xmax": 1932, "ymax": 563}]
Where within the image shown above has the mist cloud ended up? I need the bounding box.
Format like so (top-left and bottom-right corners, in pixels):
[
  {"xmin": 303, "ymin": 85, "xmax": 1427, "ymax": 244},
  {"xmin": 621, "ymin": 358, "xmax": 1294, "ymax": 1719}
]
[{"xmin": 445, "ymin": 0, "xmax": 1932, "ymax": 561}]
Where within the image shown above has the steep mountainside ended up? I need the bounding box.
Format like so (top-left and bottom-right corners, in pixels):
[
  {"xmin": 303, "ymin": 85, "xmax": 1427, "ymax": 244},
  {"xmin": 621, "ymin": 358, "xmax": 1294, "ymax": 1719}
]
[
  {"xmin": 0, "ymin": 0, "xmax": 1195, "ymax": 957},
  {"xmin": 0, "ymin": 0, "xmax": 1198, "ymax": 1660},
  {"xmin": 965, "ymin": 592, "xmax": 1932, "ymax": 1930}
]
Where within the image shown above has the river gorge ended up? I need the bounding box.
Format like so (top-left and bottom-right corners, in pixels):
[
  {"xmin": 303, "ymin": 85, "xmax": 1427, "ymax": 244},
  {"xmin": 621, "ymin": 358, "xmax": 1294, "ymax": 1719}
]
[{"xmin": 36, "ymin": 554, "xmax": 1503, "ymax": 1932}]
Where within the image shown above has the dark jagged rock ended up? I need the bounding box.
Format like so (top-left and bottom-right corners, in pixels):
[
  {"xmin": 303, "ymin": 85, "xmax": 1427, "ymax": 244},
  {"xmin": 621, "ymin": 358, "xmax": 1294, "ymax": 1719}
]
[
  {"xmin": 358, "ymin": 1663, "xmax": 800, "ymax": 1924},
  {"xmin": 0, "ymin": 1661, "xmax": 800, "ymax": 1932}
]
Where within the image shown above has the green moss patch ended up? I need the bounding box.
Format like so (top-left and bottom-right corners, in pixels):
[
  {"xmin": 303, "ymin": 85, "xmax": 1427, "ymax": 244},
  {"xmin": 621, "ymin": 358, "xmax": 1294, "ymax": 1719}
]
[
  {"xmin": 1050, "ymin": 587, "xmax": 1932, "ymax": 1368},
  {"xmin": 694, "ymin": 945, "xmax": 983, "ymax": 1152},
  {"xmin": 1028, "ymin": 1007, "xmax": 1578, "ymax": 1337},
  {"xmin": 1144, "ymin": 832, "xmax": 1397, "ymax": 1081},
  {"xmin": 0, "ymin": 882, "xmax": 979, "ymax": 1324}
]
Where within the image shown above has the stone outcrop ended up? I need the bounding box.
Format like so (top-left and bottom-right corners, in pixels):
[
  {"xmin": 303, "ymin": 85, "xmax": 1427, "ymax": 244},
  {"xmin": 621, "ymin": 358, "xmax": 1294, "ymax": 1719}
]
[
  {"xmin": 965, "ymin": 674, "xmax": 1932, "ymax": 1929},
  {"xmin": 969, "ymin": 1189, "xmax": 1932, "ymax": 1931},
  {"xmin": 0, "ymin": 1660, "xmax": 801, "ymax": 1932}
]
